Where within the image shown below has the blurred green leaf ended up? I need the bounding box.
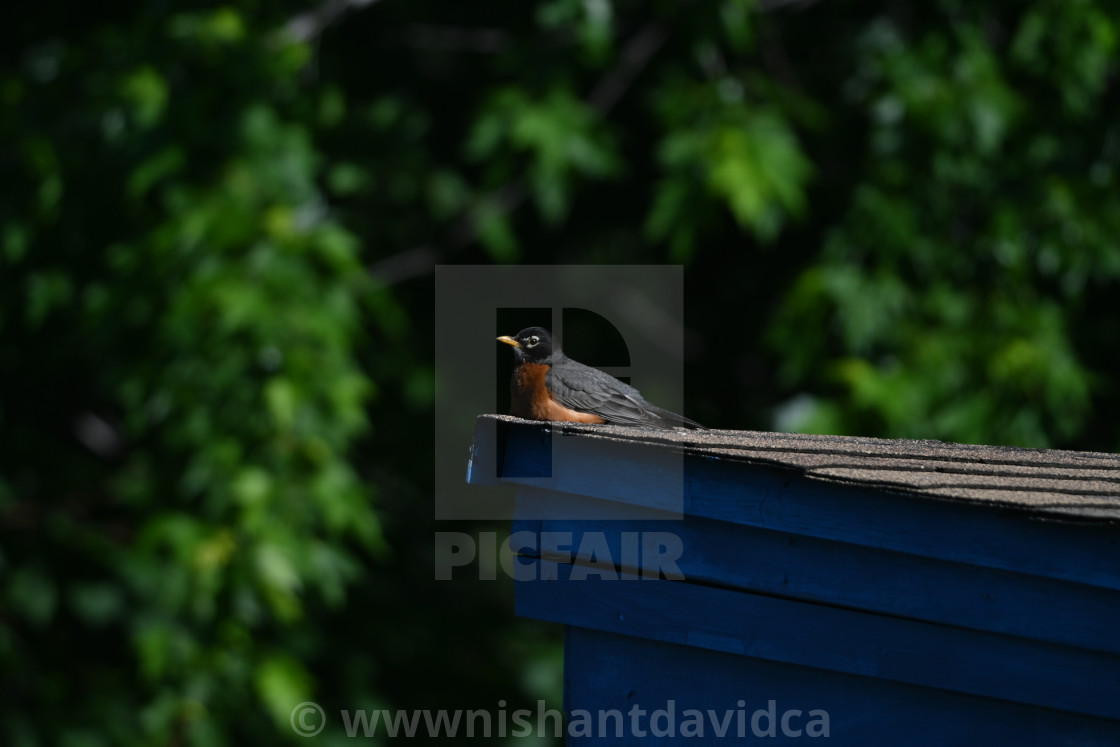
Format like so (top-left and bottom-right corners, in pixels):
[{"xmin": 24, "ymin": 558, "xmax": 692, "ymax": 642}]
[
  {"xmin": 120, "ymin": 66, "xmax": 168, "ymax": 129},
  {"xmin": 469, "ymin": 87, "xmax": 621, "ymax": 223},
  {"xmin": 254, "ymin": 654, "xmax": 312, "ymax": 730},
  {"xmin": 650, "ymin": 80, "xmax": 812, "ymax": 244}
]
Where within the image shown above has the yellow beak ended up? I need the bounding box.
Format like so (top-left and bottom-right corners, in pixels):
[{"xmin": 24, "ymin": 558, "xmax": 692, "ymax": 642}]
[{"xmin": 496, "ymin": 335, "xmax": 520, "ymax": 348}]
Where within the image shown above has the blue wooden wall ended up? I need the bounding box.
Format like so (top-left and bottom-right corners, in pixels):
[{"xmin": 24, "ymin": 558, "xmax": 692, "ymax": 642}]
[{"xmin": 469, "ymin": 418, "xmax": 1120, "ymax": 745}]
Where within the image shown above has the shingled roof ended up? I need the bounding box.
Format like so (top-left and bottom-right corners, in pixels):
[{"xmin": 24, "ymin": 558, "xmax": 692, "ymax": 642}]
[{"xmin": 481, "ymin": 414, "xmax": 1120, "ymax": 522}]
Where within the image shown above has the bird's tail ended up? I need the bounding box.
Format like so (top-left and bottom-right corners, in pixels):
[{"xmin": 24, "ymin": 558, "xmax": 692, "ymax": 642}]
[{"xmin": 649, "ymin": 405, "xmax": 706, "ymax": 430}]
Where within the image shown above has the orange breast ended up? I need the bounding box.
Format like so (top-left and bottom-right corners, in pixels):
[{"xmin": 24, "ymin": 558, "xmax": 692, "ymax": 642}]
[{"xmin": 511, "ymin": 363, "xmax": 606, "ymax": 424}]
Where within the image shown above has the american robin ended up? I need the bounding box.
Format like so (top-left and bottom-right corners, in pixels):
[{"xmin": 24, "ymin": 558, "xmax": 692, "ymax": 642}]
[{"xmin": 497, "ymin": 327, "xmax": 704, "ymax": 429}]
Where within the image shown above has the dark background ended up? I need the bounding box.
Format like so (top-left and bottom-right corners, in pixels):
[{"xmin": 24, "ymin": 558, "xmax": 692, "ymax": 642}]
[{"xmin": 3, "ymin": 0, "xmax": 1119, "ymax": 744}]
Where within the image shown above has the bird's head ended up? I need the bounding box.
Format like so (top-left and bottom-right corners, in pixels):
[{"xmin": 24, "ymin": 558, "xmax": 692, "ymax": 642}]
[{"xmin": 496, "ymin": 326, "xmax": 555, "ymax": 363}]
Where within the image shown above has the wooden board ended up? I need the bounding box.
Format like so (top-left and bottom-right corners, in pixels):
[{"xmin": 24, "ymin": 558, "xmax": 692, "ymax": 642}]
[
  {"xmin": 564, "ymin": 627, "xmax": 1120, "ymax": 745},
  {"xmin": 472, "ymin": 421, "xmax": 1120, "ymax": 591},
  {"xmin": 512, "ymin": 488, "xmax": 1120, "ymax": 656},
  {"xmin": 517, "ymin": 563, "xmax": 1120, "ymax": 721}
]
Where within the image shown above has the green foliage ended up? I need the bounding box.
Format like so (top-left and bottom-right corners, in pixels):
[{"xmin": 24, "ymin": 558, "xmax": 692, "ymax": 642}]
[
  {"xmin": 537, "ymin": 0, "xmax": 616, "ymax": 61},
  {"xmin": 2, "ymin": 5, "xmax": 382, "ymax": 744},
  {"xmin": 468, "ymin": 86, "xmax": 622, "ymax": 253},
  {"xmin": 649, "ymin": 78, "xmax": 812, "ymax": 255},
  {"xmin": 771, "ymin": 3, "xmax": 1120, "ymax": 447}
]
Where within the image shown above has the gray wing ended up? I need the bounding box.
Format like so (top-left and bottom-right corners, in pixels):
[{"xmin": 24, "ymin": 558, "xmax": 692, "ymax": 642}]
[{"xmin": 546, "ymin": 359, "xmax": 687, "ymax": 428}]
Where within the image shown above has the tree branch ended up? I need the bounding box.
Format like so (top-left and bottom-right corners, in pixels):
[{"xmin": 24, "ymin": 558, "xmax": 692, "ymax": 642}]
[
  {"xmin": 587, "ymin": 23, "xmax": 668, "ymax": 115},
  {"xmin": 287, "ymin": 0, "xmax": 382, "ymax": 42}
]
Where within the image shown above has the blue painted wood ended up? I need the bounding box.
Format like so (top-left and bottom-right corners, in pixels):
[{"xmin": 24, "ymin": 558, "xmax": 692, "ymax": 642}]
[
  {"xmin": 464, "ymin": 416, "xmax": 501, "ymax": 485},
  {"xmin": 486, "ymin": 421, "xmax": 1120, "ymax": 591},
  {"xmin": 468, "ymin": 419, "xmax": 688, "ymax": 515},
  {"xmin": 477, "ymin": 420, "xmax": 1120, "ymax": 740},
  {"xmin": 564, "ymin": 627, "xmax": 1120, "ymax": 745},
  {"xmin": 511, "ymin": 488, "xmax": 1120, "ymax": 657},
  {"xmin": 517, "ymin": 567, "xmax": 1120, "ymax": 720}
]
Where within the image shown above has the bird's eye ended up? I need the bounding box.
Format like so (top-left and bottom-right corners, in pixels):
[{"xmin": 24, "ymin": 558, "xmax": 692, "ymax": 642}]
[{"xmin": 527, "ymin": 336, "xmax": 539, "ymax": 347}]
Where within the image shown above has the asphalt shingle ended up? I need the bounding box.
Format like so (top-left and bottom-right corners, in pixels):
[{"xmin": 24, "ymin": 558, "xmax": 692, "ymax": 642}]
[{"xmin": 481, "ymin": 414, "xmax": 1120, "ymax": 521}]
